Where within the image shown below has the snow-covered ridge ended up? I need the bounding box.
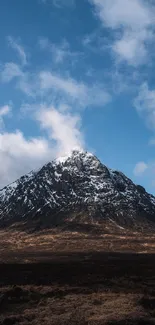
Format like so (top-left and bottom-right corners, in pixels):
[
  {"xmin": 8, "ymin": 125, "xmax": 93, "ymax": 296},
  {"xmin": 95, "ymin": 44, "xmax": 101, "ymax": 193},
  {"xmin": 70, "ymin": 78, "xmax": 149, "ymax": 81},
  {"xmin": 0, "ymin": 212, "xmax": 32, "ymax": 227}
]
[{"xmin": 0, "ymin": 150, "xmax": 155, "ymax": 229}]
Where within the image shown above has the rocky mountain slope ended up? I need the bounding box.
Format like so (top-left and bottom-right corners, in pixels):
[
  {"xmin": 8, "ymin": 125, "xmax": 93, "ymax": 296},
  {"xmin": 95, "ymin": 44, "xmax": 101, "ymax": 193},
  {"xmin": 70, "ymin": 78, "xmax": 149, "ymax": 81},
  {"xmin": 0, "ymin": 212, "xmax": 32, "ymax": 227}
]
[{"xmin": 0, "ymin": 150, "xmax": 155, "ymax": 230}]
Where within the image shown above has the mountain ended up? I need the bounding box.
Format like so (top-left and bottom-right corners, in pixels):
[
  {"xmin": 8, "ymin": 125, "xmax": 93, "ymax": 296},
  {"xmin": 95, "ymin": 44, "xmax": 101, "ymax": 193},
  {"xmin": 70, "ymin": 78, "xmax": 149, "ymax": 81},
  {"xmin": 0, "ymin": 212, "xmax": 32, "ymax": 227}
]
[{"xmin": 0, "ymin": 150, "xmax": 155, "ymax": 231}]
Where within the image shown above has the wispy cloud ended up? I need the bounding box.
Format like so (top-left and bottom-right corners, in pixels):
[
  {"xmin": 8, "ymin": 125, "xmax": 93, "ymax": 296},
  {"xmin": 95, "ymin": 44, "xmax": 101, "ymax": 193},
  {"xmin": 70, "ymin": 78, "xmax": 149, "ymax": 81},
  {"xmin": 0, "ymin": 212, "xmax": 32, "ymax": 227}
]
[
  {"xmin": 133, "ymin": 161, "xmax": 155, "ymax": 190},
  {"xmin": 0, "ymin": 62, "xmax": 39, "ymax": 97},
  {"xmin": 89, "ymin": 0, "xmax": 155, "ymax": 66},
  {"xmin": 82, "ymin": 30, "xmax": 106, "ymax": 53},
  {"xmin": 134, "ymin": 82, "xmax": 155, "ymax": 129},
  {"xmin": 0, "ymin": 104, "xmax": 12, "ymax": 130},
  {"xmin": 1, "ymin": 62, "xmax": 23, "ymax": 82},
  {"xmin": 17, "ymin": 72, "xmax": 40, "ymax": 97},
  {"xmin": 133, "ymin": 161, "xmax": 148, "ymax": 176},
  {"xmin": 39, "ymin": 71, "xmax": 86, "ymax": 98},
  {"xmin": 0, "ymin": 105, "xmax": 11, "ymax": 117},
  {"xmin": 39, "ymin": 71, "xmax": 111, "ymax": 107},
  {"xmin": 39, "ymin": 38, "xmax": 80, "ymax": 64},
  {"xmin": 42, "ymin": 0, "xmax": 75, "ymax": 8},
  {"xmin": 7, "ymin": 36, "xmax": 27, "ymax": 66},
  {"xmin": 0, "ymin": 60, "xmax": 111, "ymax": 107}
]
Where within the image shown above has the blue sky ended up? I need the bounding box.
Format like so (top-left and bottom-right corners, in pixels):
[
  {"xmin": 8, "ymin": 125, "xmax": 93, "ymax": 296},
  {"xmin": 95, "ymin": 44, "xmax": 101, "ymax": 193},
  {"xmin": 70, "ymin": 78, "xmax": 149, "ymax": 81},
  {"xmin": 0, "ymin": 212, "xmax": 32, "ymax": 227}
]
[{"xmin": 0, "ymin": 0, "xmax": 155, "ymax": 193}]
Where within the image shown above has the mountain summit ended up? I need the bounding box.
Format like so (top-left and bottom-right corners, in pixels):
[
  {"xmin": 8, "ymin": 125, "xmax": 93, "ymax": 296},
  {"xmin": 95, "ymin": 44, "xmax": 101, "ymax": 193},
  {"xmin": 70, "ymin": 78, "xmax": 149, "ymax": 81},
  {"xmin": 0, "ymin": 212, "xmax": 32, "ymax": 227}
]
[{"xmin": 0, "ymin": 150, "xmax": 155, "ymax": 230}]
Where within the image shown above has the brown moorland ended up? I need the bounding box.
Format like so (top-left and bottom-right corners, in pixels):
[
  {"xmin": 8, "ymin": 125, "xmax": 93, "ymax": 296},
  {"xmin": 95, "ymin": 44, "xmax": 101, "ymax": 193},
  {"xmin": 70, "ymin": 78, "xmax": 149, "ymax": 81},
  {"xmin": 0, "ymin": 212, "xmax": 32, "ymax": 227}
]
[{"xmin": 1, "ymin": 227, "xmax": 155, "ymax": 324}]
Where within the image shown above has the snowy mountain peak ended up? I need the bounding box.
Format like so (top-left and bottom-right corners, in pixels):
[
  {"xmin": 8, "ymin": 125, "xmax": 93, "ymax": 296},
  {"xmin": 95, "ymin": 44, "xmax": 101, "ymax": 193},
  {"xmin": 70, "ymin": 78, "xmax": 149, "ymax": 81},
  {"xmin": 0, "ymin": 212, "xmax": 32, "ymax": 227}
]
[
  {"xmin": 0, "ymin": 150, "xmax": 155, "ymax": 230},
  {"xmin": 55, "ymin": 150, "xmax": 96, "ymax": 165}
]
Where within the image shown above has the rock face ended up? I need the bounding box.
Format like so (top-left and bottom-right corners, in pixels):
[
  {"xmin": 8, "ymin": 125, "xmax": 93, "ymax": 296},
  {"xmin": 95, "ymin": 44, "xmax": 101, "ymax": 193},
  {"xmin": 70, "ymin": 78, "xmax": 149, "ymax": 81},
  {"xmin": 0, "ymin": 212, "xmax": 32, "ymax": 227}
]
[{"xmin": 0, "ymin": 150, "xmax": 155, "ymax": 230}]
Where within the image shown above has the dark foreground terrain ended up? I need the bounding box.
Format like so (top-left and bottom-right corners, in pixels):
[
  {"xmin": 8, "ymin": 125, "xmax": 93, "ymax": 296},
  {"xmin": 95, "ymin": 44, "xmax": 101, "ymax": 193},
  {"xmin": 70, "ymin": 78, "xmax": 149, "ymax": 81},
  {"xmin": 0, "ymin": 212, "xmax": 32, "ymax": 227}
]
[{"xmin": 1, "ymin": 229, "xmax": 155, "ymax": 324}]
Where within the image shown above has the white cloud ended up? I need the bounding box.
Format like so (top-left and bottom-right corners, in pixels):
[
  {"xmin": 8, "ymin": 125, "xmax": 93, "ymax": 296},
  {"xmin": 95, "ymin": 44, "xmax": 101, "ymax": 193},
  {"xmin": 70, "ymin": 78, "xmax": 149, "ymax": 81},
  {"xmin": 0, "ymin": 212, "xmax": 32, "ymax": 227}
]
[
  {"xmin": 36, "ymin": 105, "xmax": 83, "ymax": 155},
  {"xmin": 7, "ymin": 36, "xmax": 27, "ymax": 65},
  {"xmin": 0, "ymin": 131, "xmax": 54, "ymax": 188},
  {"xmin": 133, "ymin": 161, "xmax": 148, "ymax": 176},
  {"xmin": 39, "ymin": 71, "xmax": 111, "ymax": 107},
  {"xmin": 133, "ymin": 161, "xmax": 155, "ymax": 189},
  {"xmin": 91, "ymin": 0, "xmax": 152, "ymax": 29},
  {"xmin": 112, "ymin": 31, "xmax": 148, "ymax": 66},
  {"xmin": 0, "ymin": 103, "xmax": 84, "ymax": 187},
  {"xmin": 0, "ymin": 105, "xmax": 12, "ymax": 130},
  {"xmin": 1, "ymin": 62, "xmax": 23, "ymax": 82},
  {"xmin": 89, "ymin": 0, "xmax": 155, "ymax": 66},
  {"xmin": 0, "ymin": 105, "xmax": 11, "ymax": 117},
  {"xmin": 134, "ymin": 83, "xmax": 155, "ymax": 128},
  {"xmin": 40, "ymin": 71, "xmax": 86, "ymax": 97}
]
